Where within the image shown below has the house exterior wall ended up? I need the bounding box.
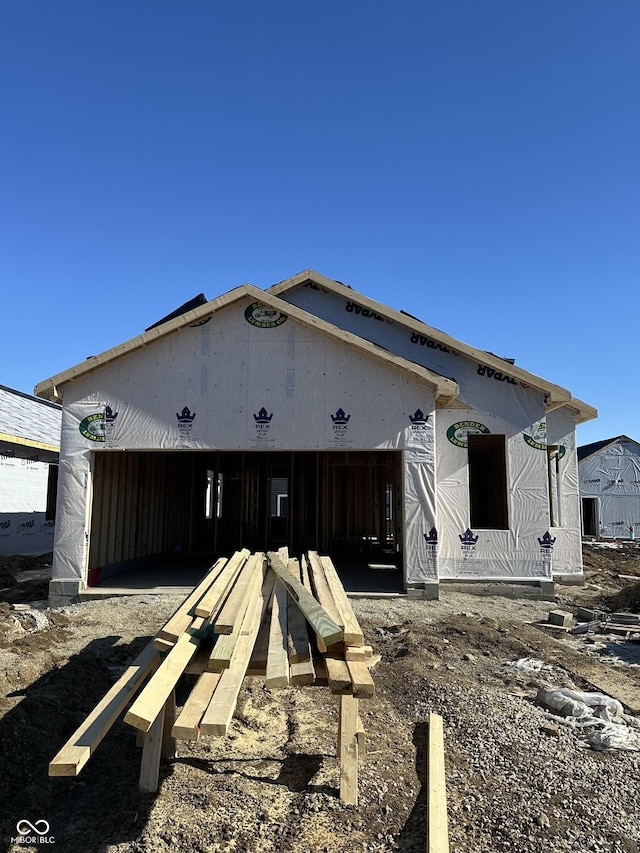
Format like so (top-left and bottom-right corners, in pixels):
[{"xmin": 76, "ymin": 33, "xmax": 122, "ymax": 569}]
[
  {"xmin": 0, "ymin": 451, "xmax": 56, "ymax": 555},
  {"xmin": 51, "ymin": 296, "xmax": 438, "ymax": 586},
  {"xmin": 0, "ymin": 387, "xmax": 60, "ymax": 557},
  {"xmin": 579, "ymin": 438, "xmax": 640, "ymax": 538},
  {"xmin": 277, "ymin": 283, "xmax": 583, "ymax": 580}
]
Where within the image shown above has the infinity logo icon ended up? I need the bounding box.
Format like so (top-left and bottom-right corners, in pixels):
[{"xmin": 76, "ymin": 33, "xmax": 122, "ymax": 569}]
[{"xmin": 16, "ymin": 819, "xmax": 50, "ymax": 836}]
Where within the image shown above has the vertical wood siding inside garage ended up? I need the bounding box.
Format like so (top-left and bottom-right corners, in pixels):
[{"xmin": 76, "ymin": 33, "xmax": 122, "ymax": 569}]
[{"xmin": 89, "ymin": 452, "xmax": 192, "ymax": 568}]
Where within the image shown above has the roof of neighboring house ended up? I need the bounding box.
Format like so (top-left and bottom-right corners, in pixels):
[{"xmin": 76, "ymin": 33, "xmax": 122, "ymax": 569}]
[
  {"xmin": 0, "ymin": 384, "xmax": 61, "ymax": 461},
  {"xmin": 577, "ymin": 435, "xmax": 639, "ymax": 462},
  {"xmin": 34, "ymin": 284, "xmax": 459, "ymax": 405},
  {"xmin": 269, "ymin": 270, "xmax": 597, "ymax": 424}
]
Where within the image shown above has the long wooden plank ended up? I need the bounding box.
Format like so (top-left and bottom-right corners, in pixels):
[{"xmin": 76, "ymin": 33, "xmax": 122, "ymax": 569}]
[
  {"xmin": 265, "ymin": 579, "xmax": 290, "ymax": 688},
  {"xmin": 346, "ymin": 659, "xmax": 375, "ymax": 698},
  {"xmin": 306, "ymin": 552, "xmax": 343, "ymax": 628},
  {"xmin": 339, "ymin": 694, "xmax": 359, "ymax": 805},
  {"xmin": 267, "ymin": 552, "xmax": 343, "ymax": 646},
  {"xmin": 319, "ymin": 555, "xmax": 365, "ymax": 646},
  {"xmin": 207, "ymin": 561, "xmax": 263, "ymax": 672},
  {"xmin": 200, "ymin": 569, "xmax": 269, "ymax": 736},
  {"xmin": 324, "ymin": 655, "xmax": 353, "ymax": 694},
  {"xmin": 171, "ymin": 671, "xmax": 221, "ymax": 740},
  {"xmin": 427, "ymin": 712, "xmax": 450, "ymax": 853},
  {"xmin": 49, "ymin": 641, "xmax": 160, "ymax": 776},
  {"xmin": 213, "ymin": 553, "xmax": 261, "ymax": 634},
  {"xmin": 194, "ymin": 549, "xmax": 250, "ymax": 618},
  {"xmin": 184, "ymin": 638, "xmax": 214, "ymax": 677},
  {"xmin": 290, "ymin": 658, "xmax": 315, "ymax": 685},
  {"xmin": 248, "ymin": 574, "xmax": 277, "ymax": 672},
  {"xmin": 287, "ymin": 559, "xmax": 312, "ymax": 663},
  {"xmin": 158, "ymin": 557, "xmax": 229, "ymax": 642},
  {"xmin": 124, "ymin": 632, "xmax": 202, "ymax": 732},
  {"xmin": 300, "ymin": 554, "xmax": 329, "ymax": 652}
]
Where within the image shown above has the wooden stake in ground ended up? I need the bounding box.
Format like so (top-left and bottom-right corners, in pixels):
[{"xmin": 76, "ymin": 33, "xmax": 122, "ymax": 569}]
[
  {"xmin": 139, "ymin": 703, "xmax": 166, "ymax": 793},
  {"xmin": 338, "ymin": 694, "xmax": 359, "ymax": 806},
  {"xmin": 426, "ymin": 712, "xmax": 449, "ymax": 853}
]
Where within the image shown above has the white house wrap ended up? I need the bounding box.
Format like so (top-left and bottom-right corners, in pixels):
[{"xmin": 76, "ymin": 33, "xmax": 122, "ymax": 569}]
[{"xmin": 36, "ymin": 271, "xmax": 596, "ymax": 599}]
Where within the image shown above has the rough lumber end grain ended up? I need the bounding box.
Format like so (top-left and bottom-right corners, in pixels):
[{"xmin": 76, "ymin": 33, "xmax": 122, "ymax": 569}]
[{"xmin": 48, "ymin": 746, "xmax": 90, "ymax": 776}]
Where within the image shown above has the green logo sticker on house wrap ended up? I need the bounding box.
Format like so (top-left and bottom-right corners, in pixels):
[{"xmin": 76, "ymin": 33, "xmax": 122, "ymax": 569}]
[
  {"xmin": 244, "ymin": 302, "xmax": 288, "ymax": 328},
  {"xmin": 79, "ymin": 413, "xmax": 106, "ymax": 442},
  {"xmin": 446, "ymin": 420, "xmax": 490, "ymax": 448},
  {"xmin": 522, "ymin": 433, "xmax": 566, "ymax": 458}
]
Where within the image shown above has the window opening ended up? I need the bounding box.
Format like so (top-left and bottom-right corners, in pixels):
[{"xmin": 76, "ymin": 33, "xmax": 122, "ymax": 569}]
[{"xmin": 468, "ymin": 434, "xmax": 508, "ymax": 529}]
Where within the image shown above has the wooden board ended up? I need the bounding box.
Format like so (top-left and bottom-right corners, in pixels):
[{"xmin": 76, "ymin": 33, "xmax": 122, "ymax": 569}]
[
  {"xmin": 324, "ymin": 654, "xmax": 353, "ymax": 694},
  {"xmin": 306, "ymin": 552, "xmax": 343, "ymax": 628},
  {"xmin": 427, "ymin": 712, "xmax": 450, "ymax": 853},
  {"xmin": 194, "ymin": 549, "xmax": 250, "ymax": 618},
  {"xmin": 267, "ymin": 552, "xmax": 343, "ymax": 646},
  {"xmin": 290, "ymin": 658, "xmax": 315, "ymax": 686},
  {"xmin": 124, "ymin": 632, "xmax": 202, "ymax": 732},
  {"xmin": 172, "ymin": 671, "xmax": 221, "ymax": 740},
  {"xmin": 207, "ymin": 563, "xmax": 267, "ymax": 672},
  {"xmin": 339, "ymin": 694, "xmax": 359, "ymax": 806},
  {"xmin": 157, "ymin": 557, "xmax": 228, "ymax": 642},
  {"xmin": 49, "ymin": 641, "xmax": 160, "ymax": 776},
  {"xmin": 287, "ymin": 559, "xmax": 312, "ymax": 663},
  {"xmin": 199, "ymin": 569, "xmax": 269, "ymax": 736},
  {"xmin": 207, "ymin": 560, "xmax": 266, "ymax": 671},
  {"xmin": 213, "ymin": 553, "xmax": 262, "ymax": 634},
  {"xmin": 319, "ymin": 555, "xmax": 365, "ymax": 647},
  {"xmin": 184, "ymin": 638, "xmax": 214, "ymax": 677},
  {"xmin": 346, "ymin": 659, "xmax": 375, "ymax": 698},
  {"xmin": 265, "ymin": 579, "xmax": 290, "ymax": 688},
  {"xmin": 248, "ymin": 573, "xmax": 276, "ymax": 671}
]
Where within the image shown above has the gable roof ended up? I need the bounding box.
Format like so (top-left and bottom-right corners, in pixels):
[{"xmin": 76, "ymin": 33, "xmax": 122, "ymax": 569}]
[
  {"xmin": 269, "ymin": 269, "xmax": 597, "ymax": 425},
  {"xmin": 34, "ymin": 284, "xmax": 459, "ymax": 405},
  {"xmin": 0, "ymin": 384, "xmax": 61, "ymax": 460},
  {"xmin": 577, "ymin": 435, "xmax": 639, "ymax": 462}
]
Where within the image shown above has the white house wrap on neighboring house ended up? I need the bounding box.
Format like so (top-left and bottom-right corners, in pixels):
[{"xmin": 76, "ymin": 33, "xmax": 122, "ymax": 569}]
[
  {"xmin": 578, "ymin": 435, "xmax": 640, "ymax": 539},
  {"xmin": 35, "ymin": 270, "xmax": 596, "ymax": 602},
  {"xmin": 0, "ymin": 385, "xmax": 61, "ymax": 556}
]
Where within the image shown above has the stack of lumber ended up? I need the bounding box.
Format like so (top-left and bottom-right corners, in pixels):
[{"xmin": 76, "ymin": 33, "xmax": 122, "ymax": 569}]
[{"xmin": 49, "ymin": 548, "xmax": 375, "ymax": 803}]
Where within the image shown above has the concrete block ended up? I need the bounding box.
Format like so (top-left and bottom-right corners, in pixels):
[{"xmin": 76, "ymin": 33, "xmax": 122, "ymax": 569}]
[
  {"xmin": 576, "ymin": 606, "xmax": 606, "ymax": 623},
  {"xmin": 547, "ymin": 609, "xmax": 573, "ymax": 628}
]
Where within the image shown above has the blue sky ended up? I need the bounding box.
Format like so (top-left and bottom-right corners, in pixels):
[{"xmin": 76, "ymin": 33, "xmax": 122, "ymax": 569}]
[{"xmin": 1, "ymin": 1, "xmax": 638, "ymax": 446}]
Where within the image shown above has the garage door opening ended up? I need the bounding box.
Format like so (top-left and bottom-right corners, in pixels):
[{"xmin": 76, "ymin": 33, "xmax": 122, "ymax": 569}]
[{"xmin": 88, "ymin": 449, "xmax": 403, "ymax": 592}]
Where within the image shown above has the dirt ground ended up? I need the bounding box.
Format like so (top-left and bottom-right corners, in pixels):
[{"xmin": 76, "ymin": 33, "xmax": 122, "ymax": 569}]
[{"xmin": 1, "ymin": 544, "xmax": 640, "ymax": 853}]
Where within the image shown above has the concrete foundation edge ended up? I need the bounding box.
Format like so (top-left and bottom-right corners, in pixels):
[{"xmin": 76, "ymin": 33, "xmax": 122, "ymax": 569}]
[
  {"xmin": 49, "ymin": 578, "xmax": 84, "ymax": 607},
  {"xmin": 406, "ymin": 583, "xmax": 440, "ymax": 601},
  {"xmin": 553, "ymin": 573, "xmax": 585, "ymax": 587}
]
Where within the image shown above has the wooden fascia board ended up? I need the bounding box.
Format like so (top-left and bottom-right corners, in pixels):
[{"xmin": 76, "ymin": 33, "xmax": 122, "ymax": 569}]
[
  {"xmin": 0, "ymin": 432, "xmax": 60, "ymax": 454},
  {"xmin": 35, "ymin": 282, "xmax": 459, "ymax": 405},
  {"xmin": 567, "ymin": 398, "xmax": 598, "ymax": 425},
  {"xmin": 270, "ymin": 270, "xmax": 577, "ymax": 407}
]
